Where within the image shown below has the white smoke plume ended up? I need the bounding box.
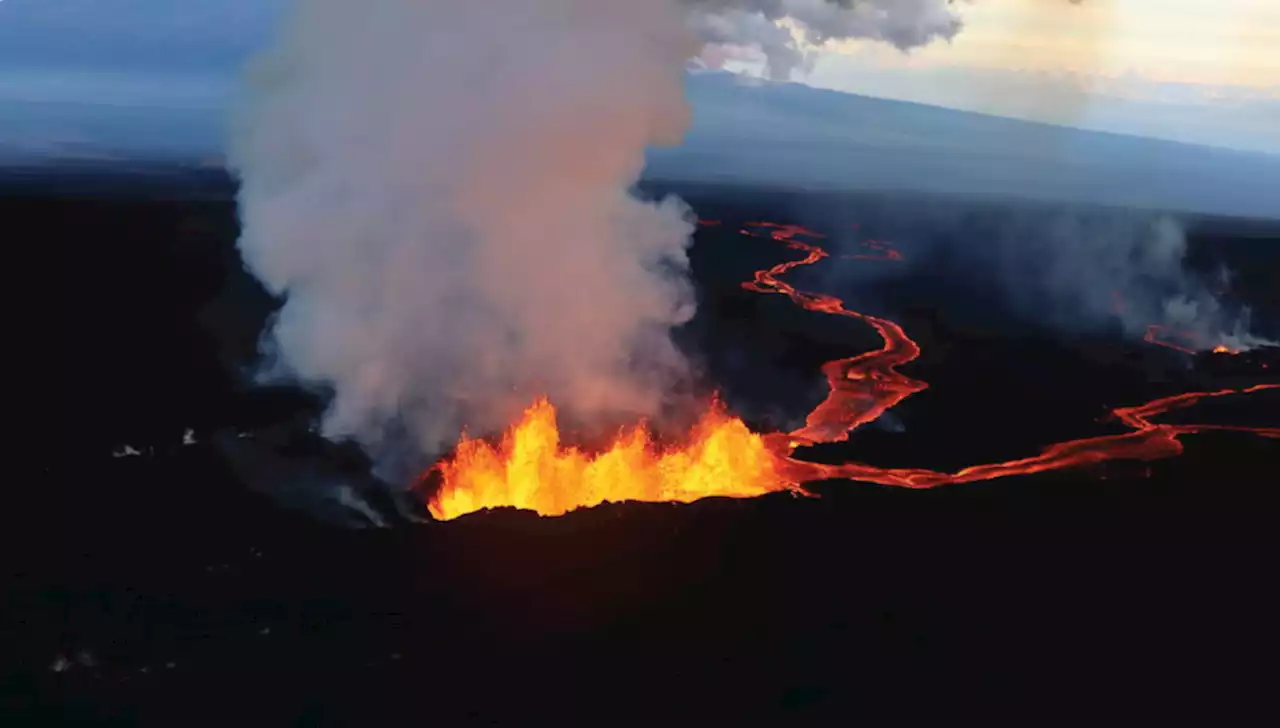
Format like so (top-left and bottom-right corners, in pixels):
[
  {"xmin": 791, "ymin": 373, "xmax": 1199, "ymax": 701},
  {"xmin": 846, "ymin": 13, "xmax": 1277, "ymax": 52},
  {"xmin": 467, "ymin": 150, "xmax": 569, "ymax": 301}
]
[
  {"xmin": 991, "ymin": 214, "xmax": 1276, "ymax": 352},
  {"xmin": 811, "ymin": 202, "xmax": 1275, "ymax": 354},
  {"xmin": 229, "ymin": 0, "xmax": 965, "ymax": 482}
]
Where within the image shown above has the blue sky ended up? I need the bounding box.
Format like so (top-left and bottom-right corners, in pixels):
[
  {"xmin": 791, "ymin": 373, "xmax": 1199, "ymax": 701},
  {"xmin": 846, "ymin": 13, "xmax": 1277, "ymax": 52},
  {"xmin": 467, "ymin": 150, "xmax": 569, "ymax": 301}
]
[
  {"xmin": 0, "ymin": 0, "xmax": 281, "ymax": 73},
  {"xmin": 0, "ymin": 0, "xmax": 1275, "ymax": 158}
]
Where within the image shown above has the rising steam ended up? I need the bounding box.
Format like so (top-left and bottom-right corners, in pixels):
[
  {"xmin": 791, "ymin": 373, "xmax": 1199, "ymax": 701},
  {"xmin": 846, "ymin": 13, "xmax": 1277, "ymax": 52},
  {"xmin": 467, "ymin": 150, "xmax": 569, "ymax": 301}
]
[
  {"xmin": 991, "ymin": 213, "xmax": 1275, "ymax": 351},
  {"xmin": 809, "ymin": 203, "xmax": 1275, "ymax": 353},
  {"xmin": 228, "ymin": 0, "xmax": 964, "ymax": 481}
]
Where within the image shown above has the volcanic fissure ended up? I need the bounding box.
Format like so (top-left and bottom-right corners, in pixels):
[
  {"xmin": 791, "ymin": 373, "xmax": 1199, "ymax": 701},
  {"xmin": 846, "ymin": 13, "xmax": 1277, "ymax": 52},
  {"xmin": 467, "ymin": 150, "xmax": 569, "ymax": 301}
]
[{"xmin": 424, "ymin": 221, "xmax": 1278, "ymax": 520}]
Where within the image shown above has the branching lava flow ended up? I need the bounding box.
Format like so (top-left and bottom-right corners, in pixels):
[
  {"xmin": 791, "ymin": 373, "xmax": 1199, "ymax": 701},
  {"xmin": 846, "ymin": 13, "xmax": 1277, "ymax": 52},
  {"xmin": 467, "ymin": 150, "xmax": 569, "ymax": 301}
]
[{"xmin": 425, "ymin": 221, "xmax": 1277, "ymax": 520}]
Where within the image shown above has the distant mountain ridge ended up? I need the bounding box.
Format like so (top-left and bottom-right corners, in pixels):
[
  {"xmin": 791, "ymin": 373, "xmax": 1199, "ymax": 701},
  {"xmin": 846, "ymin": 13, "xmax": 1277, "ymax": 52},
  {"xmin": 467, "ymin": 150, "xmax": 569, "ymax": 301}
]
[
  {"xmin": 646, "ymin": 72, "xmax": 1280, "ymax": 220},
  {"xmin": 690, "ymin": 71, "xmax": 1274, "ymax": 159},
  {"xmin": 3, "ymin": 70, "xmax": 1277, "ymax": 218}
]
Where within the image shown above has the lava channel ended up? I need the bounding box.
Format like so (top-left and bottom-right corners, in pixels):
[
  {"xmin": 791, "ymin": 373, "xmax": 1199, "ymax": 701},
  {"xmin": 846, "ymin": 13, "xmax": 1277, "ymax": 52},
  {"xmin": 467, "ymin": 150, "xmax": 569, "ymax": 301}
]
[
  {"xmin": 1112, "ymin": 292, "xmax": 1242, "ymax": 356},
  {"xmin": 424, "ymin": 220, "xmax": 1276, "ymax": 520}
]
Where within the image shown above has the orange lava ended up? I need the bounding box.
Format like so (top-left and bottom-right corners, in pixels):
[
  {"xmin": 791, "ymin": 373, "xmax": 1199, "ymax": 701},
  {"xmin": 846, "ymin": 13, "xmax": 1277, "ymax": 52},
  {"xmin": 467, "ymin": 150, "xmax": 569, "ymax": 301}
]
[
  {"xmin": 1143, "ymin": 326, "xmax": 1242, "ymax": 356},
  {"xmin": 427, "ymin": 397, "xmax": 791, "ymax": 520},
  {"xmin": 773, "ymin": 385, "xmax": 1278, "ymax": 489},
  {"xmin": 739, "ymin": 221, "xmax": 924, "ymax": 444},
  {"xmin": 424, "ymin": 219, "xmax": 1277, "ymax": 520},
  {"xmin": 1113, "ymin": 292, "xmax": 1242, "ymax": 356},
  {"xmin": 846, "ymin": 240, "xmax": 904, "ymax": 262},
  {"xmin": 1144, "ymin": 324, "xmax": 1201, "ymax": 355},
  {"xmin": 737, "ymin": 220, "xmax": 903, "ymax": 262}
]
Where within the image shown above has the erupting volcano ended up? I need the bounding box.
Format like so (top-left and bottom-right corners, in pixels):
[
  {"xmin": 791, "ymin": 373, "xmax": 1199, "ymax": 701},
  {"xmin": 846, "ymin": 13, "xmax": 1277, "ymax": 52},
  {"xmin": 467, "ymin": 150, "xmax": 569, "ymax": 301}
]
[
  {"xmin": 425, "ymin": 221, "xmax": 1277, "ymax": 521},
  {"xmin": 427, "ymin": 396, "xmax": 793, "ymax": 520},
  {"xmin": 1143, "ymin": 324, "xmax": 1241, "ymax": 355}
]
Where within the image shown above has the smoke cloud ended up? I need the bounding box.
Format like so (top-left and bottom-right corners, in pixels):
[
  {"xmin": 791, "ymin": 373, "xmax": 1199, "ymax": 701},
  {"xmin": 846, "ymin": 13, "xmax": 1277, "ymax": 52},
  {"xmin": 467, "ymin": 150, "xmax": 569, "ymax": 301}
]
[
  {"xmin": 804, "ymin": 200, "xmax": 1275, "ymax": 353},
  {"xmin": 988, "ymin": 213, "xmax": 1273, "ymax": 351},
  {"xmin": 689, "ymin": 0, "xmax": 963, "ymax": 79},
  {"xmin": 229, "ymin": 0, "xmax": 958, "ymax": 481}
]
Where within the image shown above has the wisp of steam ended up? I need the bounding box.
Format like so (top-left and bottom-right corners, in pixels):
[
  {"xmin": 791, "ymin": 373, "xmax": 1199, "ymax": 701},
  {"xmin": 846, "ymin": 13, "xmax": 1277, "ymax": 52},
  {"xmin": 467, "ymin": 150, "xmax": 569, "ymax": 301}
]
[
  {"xmin": 229, "ymin": 0, "xmax": 963, "ymax": 482},
  {"xmin": 807, "ymin": 202, "xmax": 1276, "ymax": 353}
]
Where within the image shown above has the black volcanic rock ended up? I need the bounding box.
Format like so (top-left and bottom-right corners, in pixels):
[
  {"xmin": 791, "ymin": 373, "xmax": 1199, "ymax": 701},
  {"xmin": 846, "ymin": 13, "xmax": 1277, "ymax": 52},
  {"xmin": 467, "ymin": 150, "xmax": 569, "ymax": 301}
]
[
  {"xmin": 212, "ymin": 426, "xmax": 430, "ymax": 528},
  {"xmin": 1193, "ymin": 344, "xmax": 1279, "ymax": 379}
]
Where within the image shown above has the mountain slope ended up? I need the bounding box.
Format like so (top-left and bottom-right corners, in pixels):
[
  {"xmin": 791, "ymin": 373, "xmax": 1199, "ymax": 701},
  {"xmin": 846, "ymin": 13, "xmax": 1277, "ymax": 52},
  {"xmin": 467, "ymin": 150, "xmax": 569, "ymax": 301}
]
[{"xmin": 646, "ymin": 72, "xmax": 1280, "ymax": 219}]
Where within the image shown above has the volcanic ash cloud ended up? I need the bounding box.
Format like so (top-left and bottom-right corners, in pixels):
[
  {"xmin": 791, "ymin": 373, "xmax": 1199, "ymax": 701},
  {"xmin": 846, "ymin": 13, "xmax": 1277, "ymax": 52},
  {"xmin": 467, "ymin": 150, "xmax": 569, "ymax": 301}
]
[{"xmin": 229, "ymin": 0, "xmax": 964, "ymax": 482}]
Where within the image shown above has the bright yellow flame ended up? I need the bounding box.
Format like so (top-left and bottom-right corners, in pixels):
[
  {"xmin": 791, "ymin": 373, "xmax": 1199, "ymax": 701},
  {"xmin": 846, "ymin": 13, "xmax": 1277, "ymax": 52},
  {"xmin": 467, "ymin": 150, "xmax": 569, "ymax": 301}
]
[{"xmin": 428, "ymin": 398, "xmax": 792, "ymax": 520}]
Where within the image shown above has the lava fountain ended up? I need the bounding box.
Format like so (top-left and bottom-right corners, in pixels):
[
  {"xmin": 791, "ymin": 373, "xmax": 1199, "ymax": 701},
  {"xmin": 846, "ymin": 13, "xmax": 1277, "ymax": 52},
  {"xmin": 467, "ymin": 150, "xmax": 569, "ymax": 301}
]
[
  {"xmin": 425, "ymin": 221, "xmax": 1276, "ymax": 521},
  {"xmin": 427, "ymin": 397, "xmax": 793, "ymax": 520}
]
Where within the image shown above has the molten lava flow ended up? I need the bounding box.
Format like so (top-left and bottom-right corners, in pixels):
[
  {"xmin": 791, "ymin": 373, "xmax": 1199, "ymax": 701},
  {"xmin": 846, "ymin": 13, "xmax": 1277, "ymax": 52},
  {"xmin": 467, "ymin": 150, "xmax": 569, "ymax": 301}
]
[
  {"xmin": 427, "ymin": 398, "xmax": 791, "ymax": 520},
  {"xmin": 773, "ymin": 385, "xmax": 1278, "ymax": 489},
  {"xmin": 846, "ymin": 239, "xmax": 904, "ymax": 262},
  {"xmin": 1142, "ymin": 326, "xmax": 1242, "ymax": 356},
  {"xmin": 739, "ymin": 221, "xmax": 826, "ymax": 243},
  {"xmin": 1114, "ymin": 293, "xmax": 1244, "ymax": 356},
  {"xmin": 739, "ymin": 228, "xmax": 1276, "ymax": 484},
  {"xmin": 738, "ymin": 220, "xmax": 902, "ymax": 262},
  {"xmin": 1144, "ymin": 324, "xmax": 1201, "ymax": 355},
  {"xmin": 738, "ymin": 222, "xmax": 925, "ymax": 443},
  {"xmin": 425, "ymin": 218, "xmax": 1277, "ymax": 520}
]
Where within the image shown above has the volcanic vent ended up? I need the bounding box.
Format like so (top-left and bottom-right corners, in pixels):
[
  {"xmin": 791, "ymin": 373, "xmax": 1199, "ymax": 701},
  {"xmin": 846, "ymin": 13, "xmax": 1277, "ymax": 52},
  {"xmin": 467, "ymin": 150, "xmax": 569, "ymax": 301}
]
[{"xmin": 424, "ymin": 221, "xmax": 1278, "ymax": 521}]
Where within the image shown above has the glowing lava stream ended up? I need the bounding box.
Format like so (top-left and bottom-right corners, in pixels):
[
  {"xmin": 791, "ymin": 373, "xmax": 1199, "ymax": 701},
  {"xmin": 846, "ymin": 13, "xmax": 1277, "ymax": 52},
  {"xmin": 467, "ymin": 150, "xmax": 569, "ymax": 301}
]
[
  {"xmin": 425, "ymin": 221, "xmax": 1277, "ymax": 520},
  {"xmin": 1143, "ymin": 324, "xmax": 1240, "ymax": 356},
  {"xmin": 1111, "ymin": 293, "xmax": 1240, "ymax": 356},
  {"xmin": 1144, "ymin": 324, "xmax": 1201, "ymax": 355}
]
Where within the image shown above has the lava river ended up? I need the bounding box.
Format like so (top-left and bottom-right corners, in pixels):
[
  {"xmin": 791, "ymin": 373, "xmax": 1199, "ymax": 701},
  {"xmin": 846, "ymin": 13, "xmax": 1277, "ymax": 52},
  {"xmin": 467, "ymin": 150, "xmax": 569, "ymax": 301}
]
[{"xmin": 425, "ymin": 221, "xmax": 1277, "ymax": 520}]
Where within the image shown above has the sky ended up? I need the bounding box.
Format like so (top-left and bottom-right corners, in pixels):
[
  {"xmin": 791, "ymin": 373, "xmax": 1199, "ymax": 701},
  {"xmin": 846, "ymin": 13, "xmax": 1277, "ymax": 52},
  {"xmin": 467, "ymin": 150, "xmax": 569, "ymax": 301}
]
[
  {"xmin": 789, "ymin": 0, "xmax": 1280, "ymax": 151},
  {"xmin": 0, "ymin": 0, "xmax": 1276, "ymax": 156},
  {"xmin": 832, "ymin": 0, "xmax": 1279, "ymax": 88}
]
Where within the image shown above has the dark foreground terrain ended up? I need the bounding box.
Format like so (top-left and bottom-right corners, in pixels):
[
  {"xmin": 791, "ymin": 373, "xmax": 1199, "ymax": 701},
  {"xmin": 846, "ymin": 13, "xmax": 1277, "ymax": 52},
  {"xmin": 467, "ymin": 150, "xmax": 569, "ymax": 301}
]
[{"xmin": 14, "ymin": 170, "xmax": 1280, "ymax": 724}]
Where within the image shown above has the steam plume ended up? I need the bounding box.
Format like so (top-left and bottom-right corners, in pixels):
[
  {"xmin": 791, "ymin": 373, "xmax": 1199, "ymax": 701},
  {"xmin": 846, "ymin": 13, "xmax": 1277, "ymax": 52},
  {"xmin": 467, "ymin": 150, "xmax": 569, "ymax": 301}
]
[
  {"xmin": 811, "ymin": 203, "xmax": 1275, "ymax": 353},
  {"xmin": 990, "ymin": 213, "xmax": 1274, "ymax": 351},
  {"xmin": 229, "ymin": 0, "xmax": 967, "ymax": 481}
]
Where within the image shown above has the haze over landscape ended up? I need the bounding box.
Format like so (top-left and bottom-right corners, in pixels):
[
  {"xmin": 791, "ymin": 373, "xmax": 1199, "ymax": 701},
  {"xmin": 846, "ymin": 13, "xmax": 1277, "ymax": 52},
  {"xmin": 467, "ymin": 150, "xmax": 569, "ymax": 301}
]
[{"xmin": 2, "ymin": 0, "xmax": 1276, "ymax": 219}]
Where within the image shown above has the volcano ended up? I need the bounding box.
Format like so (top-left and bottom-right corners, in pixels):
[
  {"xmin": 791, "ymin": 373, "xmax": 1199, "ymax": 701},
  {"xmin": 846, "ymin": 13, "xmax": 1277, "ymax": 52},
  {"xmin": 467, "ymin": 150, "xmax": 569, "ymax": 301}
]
[
  {"xmin": 29, "ymin": 172, "xmax": 1280, "ymax": 725},
  {"xmin": 424, "ymin": 218, "xmax": 1277, "ymax": 520}
]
